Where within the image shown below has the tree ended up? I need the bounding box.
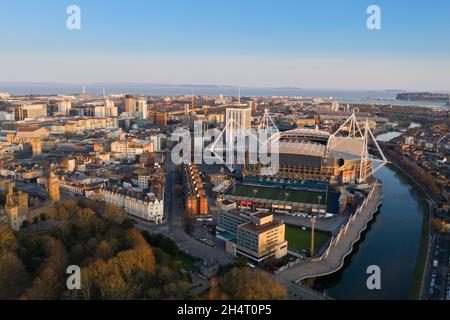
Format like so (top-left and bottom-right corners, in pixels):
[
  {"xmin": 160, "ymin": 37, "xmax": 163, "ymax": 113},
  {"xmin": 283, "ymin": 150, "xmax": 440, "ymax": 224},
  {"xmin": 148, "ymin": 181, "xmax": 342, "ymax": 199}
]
[
  {"xmin": 120, "ymin": 218, "xmax": 135, "ymax": 230},
  {"xmin": 146, "ymin": 266, "xmax": 191, "ymax": 300},
  {"xmin": 96, "ymin": 240, "xmax": 114, "ymax": 260},
  {"xmin": 85, "ymin": 259, "xmax": 133, "ymax": 300},
  {"xmin": 26, "ymin": 236, "xmax": 68, "ymax": 300},
  {"xmin": 0, "ymin": 252, "xmax": 30, "ymax": 299},
  {"xmin": 76, "ymin": 208, "xmax": 96, "ymax": 229},
  {"xmin": 207, "ymin": 277, "xmax": 226, "ymax": 300},
  {"xmin": 0, "ymin": 227, "xmax": 18, "ymax": 254},
  {"xmin": 105, "ymin": 204, "xmax": 126, "ymax": 222},
  {"xmin": 61, "ymin": 200, "xmax": 79, "ymax": 216},
  {"xmin": 220, "ymin": 267, "xmax": 288, "ymax": 300}
]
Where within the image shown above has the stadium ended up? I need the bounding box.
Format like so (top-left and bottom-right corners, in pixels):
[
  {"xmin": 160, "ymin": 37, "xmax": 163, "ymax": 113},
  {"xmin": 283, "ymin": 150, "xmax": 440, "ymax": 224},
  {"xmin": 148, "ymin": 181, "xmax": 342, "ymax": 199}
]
[
  {"xmin": 218, "ymin": 112, "xmax": 387, "ymax": 217},
  {"xmin": 247, "ymin": 112, "xmax": 387, "ymax": 185}
]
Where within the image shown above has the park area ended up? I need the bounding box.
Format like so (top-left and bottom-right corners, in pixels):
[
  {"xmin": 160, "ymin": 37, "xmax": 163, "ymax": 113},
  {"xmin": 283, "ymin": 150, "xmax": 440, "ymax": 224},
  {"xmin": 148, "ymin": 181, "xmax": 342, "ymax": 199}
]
[{"xmin": 285, "ymin": 224, "xmax": 331, "ymax": 255}]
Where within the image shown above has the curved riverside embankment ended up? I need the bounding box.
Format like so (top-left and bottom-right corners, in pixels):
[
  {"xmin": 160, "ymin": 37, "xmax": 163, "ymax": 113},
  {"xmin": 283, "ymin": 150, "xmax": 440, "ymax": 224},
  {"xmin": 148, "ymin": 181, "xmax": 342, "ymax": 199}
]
[
  {"xmin": 312, "ymin": 166, "xmax": 428, "ymax": 299},
  {"xmin": 279, "ymin": 182, "xmax": 382, "ymax": 282}
]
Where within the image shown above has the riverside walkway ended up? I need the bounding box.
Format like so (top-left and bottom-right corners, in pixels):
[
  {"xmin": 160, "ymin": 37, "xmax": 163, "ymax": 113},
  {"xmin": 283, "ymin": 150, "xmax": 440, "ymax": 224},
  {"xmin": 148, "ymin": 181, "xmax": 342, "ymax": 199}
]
[{"xmin": 278, "ymin": 181, "xmax": 383, "ymax": 282}]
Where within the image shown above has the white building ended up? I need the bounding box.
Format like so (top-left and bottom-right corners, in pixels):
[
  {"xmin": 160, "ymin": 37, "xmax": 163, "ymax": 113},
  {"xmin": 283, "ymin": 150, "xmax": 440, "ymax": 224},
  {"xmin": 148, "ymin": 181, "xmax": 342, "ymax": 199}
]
[
  {"xmin": 111, "ymin": 139, "xmax": 153, "ymax": 158},
  {"xmin": 57, "ymin": 100, "xmax": 72, "ymax": 116},
  {"xmin": 14, "ymin": 104, "xmax": 47, "ymax": 120},
  {"xmin": 105, "ymin": 99, "xmax": 118, "ymax": 117},
  {"xmin": 149, "ymin": 134, "xmax": 165, "ymax": 152},
  {"xmin": 225, "ymin": 106, "xmax": 252, "ymax": 142},
  {"xmin": 0, "ymin": 111, "xmax": 14, "ymax": 121},
  {"xmin": 137, "ymin": 99, "xmax": 148, "ymax": 120},
  {"xmin": 95, "ymin": 106, "xmax": 107, "ymax": 118},
  {"xmin": 138, "ymin": 175, "xmax": 150, "ymax": 189},
  {"xmin": 98, "ymin": 188, "xmax": 164, "ymax": 224}
]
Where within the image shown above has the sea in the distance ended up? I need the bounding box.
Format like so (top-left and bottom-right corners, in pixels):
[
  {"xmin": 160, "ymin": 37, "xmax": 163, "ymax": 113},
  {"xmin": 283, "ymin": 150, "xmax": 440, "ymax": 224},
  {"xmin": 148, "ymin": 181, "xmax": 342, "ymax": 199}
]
[{"xmin": 0, "ymin": 83, "xmax": 447, "ymax": 108}]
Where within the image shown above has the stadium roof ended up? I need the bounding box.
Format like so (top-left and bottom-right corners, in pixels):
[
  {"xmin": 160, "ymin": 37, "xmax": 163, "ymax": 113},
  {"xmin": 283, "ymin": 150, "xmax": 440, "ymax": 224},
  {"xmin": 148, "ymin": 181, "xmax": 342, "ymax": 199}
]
[
  {"xmin": 278, "ymin": 140, "xmax": 326, "ymax": 157},
  {"xmin": 280, "ymin": 127, "xmax": 330, "ymax": 141},
  {"xmin": 326, "ymin": 136, "xmax": 366, "ymax": 160}
]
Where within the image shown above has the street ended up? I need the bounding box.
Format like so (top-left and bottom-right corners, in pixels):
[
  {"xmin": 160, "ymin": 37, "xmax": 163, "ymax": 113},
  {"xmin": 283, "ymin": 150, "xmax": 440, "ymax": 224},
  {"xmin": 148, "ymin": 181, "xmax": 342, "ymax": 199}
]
[{"xmin": 424, "ymin": 234, "xmax": 450, "ymax": 300}]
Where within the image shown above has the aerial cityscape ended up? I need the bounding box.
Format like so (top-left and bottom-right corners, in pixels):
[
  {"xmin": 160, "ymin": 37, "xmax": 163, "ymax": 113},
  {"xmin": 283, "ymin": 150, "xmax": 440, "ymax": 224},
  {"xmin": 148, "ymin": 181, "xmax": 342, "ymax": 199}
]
[{"xmin": 0, "ymin": 0, "xmax": 449, "ymax": 309}]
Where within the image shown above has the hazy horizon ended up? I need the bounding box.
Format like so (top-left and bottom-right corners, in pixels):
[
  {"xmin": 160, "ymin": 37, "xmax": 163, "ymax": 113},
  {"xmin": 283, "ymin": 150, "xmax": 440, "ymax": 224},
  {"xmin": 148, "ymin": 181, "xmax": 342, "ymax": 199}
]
[{"xmin": 1, "ymin": 0, "xmax": 449, "ymax": 91}]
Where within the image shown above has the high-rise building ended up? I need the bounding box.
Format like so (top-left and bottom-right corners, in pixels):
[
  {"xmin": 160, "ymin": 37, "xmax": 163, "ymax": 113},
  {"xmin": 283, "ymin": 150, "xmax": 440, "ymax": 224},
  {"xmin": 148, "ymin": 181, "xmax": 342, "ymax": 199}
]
[
  {"xmin": 48, "ymin": 164, "xmax": 60, "ymax": 203},
  {"xmin": 94, "ymin": 106, "xmax": 107, "ymax": 118},
  {"xmin": 137, "ymin": 99, "xmax": 148, "ymax": 120},
  {"xmin": 104, "ymin": 99, "xmax": 118, "ymax": 117},
  {"xmin": 57, "ymin": 100, "xmax": 72, "ymax": 116},
  {"xmin": 125, "ymin": 95, "xmax": 136, "ymax": 114},
  {"xmin": 225, "ymin": 106, "xmax": 252, "ymax": 142}
]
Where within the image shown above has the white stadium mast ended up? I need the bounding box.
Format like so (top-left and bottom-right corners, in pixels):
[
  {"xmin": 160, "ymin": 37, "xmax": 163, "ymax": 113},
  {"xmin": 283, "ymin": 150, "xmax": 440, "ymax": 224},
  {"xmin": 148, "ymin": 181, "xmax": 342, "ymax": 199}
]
[{"xmin": 327, "ymin": 112, "xmax": 388, "ymax": 184}]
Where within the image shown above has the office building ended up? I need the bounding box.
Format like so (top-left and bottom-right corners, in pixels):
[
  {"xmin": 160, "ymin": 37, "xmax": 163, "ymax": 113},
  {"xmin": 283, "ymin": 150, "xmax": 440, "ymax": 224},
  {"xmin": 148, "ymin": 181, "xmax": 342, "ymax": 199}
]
[
  {"xmin": 57, "ymin": 100, "xmax": 72, "ymax": 116},
  {"xmin": 225, "ymin": 106, "xmax": 252, "ymax": 142},
  {"xmin": 125, "ymin": 95, "xmax": 136, "ymax": 114},
  {"xmin": 137, "ymin": 99, "xmax": 148, "ymax": 120},
  {"xmin": 14, "ymin": 104, "xmax": 47, "ymax": 120},
  {"xmin": 236, "ymin": 212, "xmax": 288, "ymax": 262}
]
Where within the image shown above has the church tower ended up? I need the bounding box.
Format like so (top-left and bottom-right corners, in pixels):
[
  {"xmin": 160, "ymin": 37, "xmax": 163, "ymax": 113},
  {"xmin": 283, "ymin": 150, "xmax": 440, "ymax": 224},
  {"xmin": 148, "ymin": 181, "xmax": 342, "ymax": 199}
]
[
  {"xmin": 5, "ymin": 187, "xmax": 20, "ymax": 231},
  {"xmin": 48, "ymin": 163, "xmax": 60, "ymax": 203}
]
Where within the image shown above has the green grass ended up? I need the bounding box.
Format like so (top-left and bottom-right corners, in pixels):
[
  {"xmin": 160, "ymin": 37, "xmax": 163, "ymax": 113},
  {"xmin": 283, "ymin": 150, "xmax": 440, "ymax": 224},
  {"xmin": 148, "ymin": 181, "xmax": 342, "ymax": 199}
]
[
  {"xmin": 408, "ymin": 213, "xmax": 430, "ymax": 299},
  {"xmin": 226, "ymin": 184, "xmax": 335, "ymax": 211},
  {"xmin": 285, "ymin": 224, "xmax": 331, "ymax": 255}
]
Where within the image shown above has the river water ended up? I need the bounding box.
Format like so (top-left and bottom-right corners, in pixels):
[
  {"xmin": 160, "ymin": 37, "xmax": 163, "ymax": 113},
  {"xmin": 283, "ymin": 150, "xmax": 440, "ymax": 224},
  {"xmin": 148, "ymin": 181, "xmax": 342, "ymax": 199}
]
[{"xmin": 313, "ymin": 165, "xmax": 428, "ymax": 299}]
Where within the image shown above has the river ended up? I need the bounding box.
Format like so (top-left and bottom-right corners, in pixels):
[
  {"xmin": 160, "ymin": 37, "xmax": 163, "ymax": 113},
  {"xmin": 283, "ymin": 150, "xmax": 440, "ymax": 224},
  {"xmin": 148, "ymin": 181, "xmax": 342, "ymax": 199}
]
[{"xmin": 313, "ymin": 165, "xmax": 428, "ymax": 299}]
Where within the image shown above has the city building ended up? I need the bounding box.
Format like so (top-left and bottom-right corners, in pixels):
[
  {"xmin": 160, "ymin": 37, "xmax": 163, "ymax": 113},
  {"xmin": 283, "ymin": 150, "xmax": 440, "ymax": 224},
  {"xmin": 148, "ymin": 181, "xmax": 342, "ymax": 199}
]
[
  {"xmin": 236, "ymin": 212, "xmax": 287, "ymax": 262},
  {"xmin": 104, "ymin": 99, "xmax": 118, "ymax": 117},
  {"xmin": 111, "ymin": 139, "xmax": 154, "ymax": 159},
  {"xmin": 137, "ymin": 99, "xmax": 148, "ymax": 120},
  {"xmin": 97, "ymin": 187, "xmax": 164, "ymax": 224},
  {"xmin": 182, "ymin": 164, "xmax": 209, "ymax": 218},
  {"xmin": 94, "ymin": 105, "xmax": 107, "ymax": 118},
  {"xmin": 57, "ymin": 100, "xmax": 72, "ymax": 116},
  {"xmin": 125, "ymin": 95, "xmax": 136, "ymax": 114},
  {"xmin": 225, "ymin": 106, "xmax": 252, "ymax": 142},
  {"xmin": 14, "ymin": 104, "xmax": 47, "ymax": 120},
  {"xmin": 217, "ymin": 203, "xmax": 288, "ymax": 263}
]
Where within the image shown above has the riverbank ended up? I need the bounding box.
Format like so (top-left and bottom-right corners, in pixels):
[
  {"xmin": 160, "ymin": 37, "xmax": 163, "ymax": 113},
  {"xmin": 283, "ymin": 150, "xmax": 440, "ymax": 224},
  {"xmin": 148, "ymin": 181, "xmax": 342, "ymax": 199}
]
[
  {"xmin": 312, "ymin": 166, "xmax": 427, "ymax": 299},
  {"xmin": 278, "ymin": 182, "xmax": 382, "ymax": 282},
  {"xmin": 385, "ymin": 163, "xmax": 433, "ymax": 299}
]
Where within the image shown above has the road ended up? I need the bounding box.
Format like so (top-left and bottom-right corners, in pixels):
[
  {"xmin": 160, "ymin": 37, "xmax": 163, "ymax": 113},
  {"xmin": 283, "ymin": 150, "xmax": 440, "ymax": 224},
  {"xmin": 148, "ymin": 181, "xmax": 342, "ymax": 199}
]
[
  {"xmin": 161, "ymin": 159, "xmax": 234, "ymax": 265},
  {"xmin": 424, "ymin": 233, "xmax": 450, "ymax": 300}
]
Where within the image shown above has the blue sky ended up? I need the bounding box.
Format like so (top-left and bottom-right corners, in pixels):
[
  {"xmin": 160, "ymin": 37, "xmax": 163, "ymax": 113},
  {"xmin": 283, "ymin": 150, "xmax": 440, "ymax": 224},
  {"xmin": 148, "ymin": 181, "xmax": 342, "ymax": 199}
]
[{"xmin": 0, "ymin": 0, "xmax": 449, "ymax": 90}]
